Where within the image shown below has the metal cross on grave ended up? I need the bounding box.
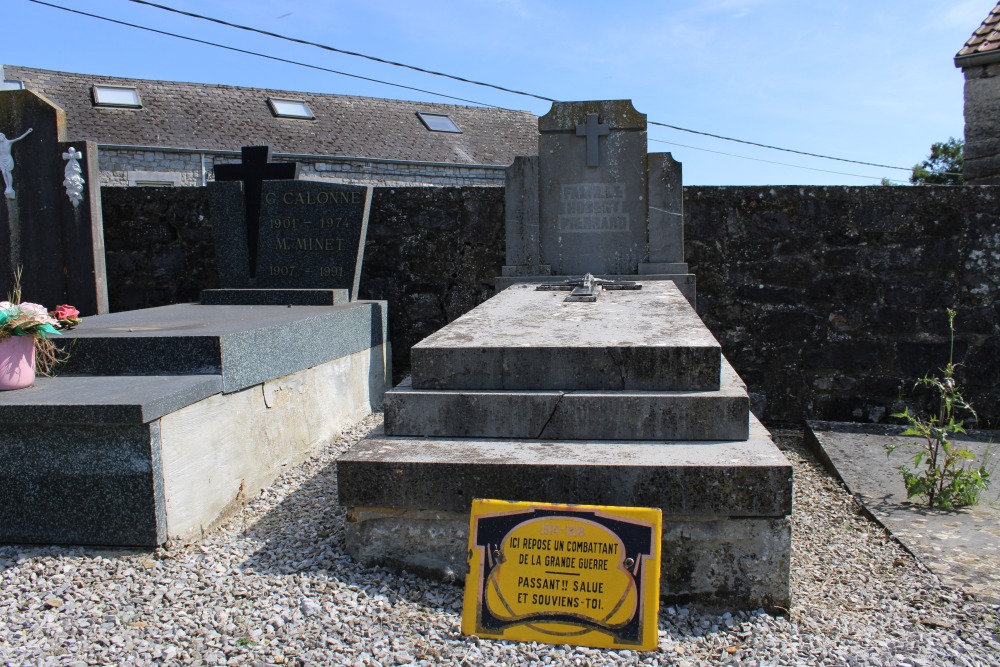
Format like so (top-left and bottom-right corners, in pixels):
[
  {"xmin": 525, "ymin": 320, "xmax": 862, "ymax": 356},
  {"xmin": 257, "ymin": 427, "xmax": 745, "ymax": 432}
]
[
  {"xmin": 214, "ymin": 146, "xmax": 299, "ymax": 277},
  {"xmin": 575, "ymin": 113, "xmax": 610, "ymax": 168},
  {"xmin": 536, "ymin": 273, "xmax": 641, "ymax": 302}
]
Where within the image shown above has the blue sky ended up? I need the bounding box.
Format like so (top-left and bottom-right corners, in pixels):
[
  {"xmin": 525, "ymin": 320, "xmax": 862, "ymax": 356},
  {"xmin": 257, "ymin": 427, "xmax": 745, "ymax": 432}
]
[{"xmin": 5, "ymin": 0, "xmax": 996, "ymax": 186}]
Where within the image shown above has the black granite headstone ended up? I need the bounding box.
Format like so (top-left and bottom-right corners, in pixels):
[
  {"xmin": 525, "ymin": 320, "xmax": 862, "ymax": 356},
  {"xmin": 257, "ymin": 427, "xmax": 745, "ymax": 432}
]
[
  {"xmin": 213, "ymin": 146, "xmax": 299, "ymax": 278},
  {"xmin": 256, "ymin": 181, "xmax": 372, "ymax": 299},
  {"xmin": 0, "ymin": 90, "xmax": 108, "ymax": 315}
]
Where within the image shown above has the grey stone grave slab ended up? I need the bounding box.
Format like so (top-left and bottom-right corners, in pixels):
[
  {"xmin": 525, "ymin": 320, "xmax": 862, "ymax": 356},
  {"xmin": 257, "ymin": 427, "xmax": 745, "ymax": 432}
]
[
  {"xmin": 0, "ymin": 89, "xmax": 108, "ymax": 315},
  {"xmin": 0, "ymin": 375, "xmax": 224, "ymax": 547},
  {"xmin": 54, "ymin": 301, "xmax": 386, "ymax": 392},
  {"xmin": 200, "ymin": 288, "xmax": 349, "ymax": 306},
  {"xmin": 256, "ymin": 181, "xmax": 372, "ymax": 299},
  {"xmin": 339, "ymin": 413, "xmax": 790, "ymax": 517},
  {"xmin": 385, "ymin": 356, "xmax": 749, "ymax": 441},
  {"xmin": 410, "ymin": 281, "xmax": 719, "ymax": 391},
  {"xmin": 1, "ymin": 297, "xmax": 390, "ymax": 547},
  {"xmin": 0, "ymin": 375, "xmax": 221, "ymax": 424}
]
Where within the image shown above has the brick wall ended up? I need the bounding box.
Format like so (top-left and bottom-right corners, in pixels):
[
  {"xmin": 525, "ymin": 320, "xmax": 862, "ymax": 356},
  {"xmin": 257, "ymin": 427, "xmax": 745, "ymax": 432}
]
[{"xmin": 99, "ymin": 184, "xmax": 1000, "ymax": 426}]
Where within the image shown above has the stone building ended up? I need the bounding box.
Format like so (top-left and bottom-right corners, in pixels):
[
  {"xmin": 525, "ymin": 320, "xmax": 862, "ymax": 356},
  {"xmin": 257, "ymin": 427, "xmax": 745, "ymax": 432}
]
[
  {"xmin": 955, "ymin": 2, "xmax": 1000, "ymax": 185},
  {"xmin": 0, "ymin": 65, "xmax": 537, "ymax": 187}
]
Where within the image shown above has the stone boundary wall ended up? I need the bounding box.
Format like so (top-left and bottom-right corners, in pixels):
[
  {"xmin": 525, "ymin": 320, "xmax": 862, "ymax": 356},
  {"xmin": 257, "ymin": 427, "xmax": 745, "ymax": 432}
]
[
  {"xmin": 685, "ymin": 185, "xmax": 1000, "ymax": 426},
  {"xmin": 100, "ymin": 184, "xmax": 1000, "ymax": 426},
  {"xmin": 98, "ymin": 148, "xmax": 505, "ymax": 188}
]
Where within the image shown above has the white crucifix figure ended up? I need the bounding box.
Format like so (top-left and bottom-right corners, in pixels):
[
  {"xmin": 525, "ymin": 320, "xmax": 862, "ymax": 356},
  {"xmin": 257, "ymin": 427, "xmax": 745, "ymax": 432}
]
[
  {"xmin": 62, "ymin": 147, "xmax": 86, "ymax": 208},
  {"xmin": 0, "ymin": 128, "xmax": 33, "ymax": 200}
]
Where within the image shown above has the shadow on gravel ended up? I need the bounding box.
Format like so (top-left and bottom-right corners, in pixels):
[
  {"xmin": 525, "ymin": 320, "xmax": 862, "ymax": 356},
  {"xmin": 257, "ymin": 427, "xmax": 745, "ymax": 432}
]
[{"xmin": 237, "ymin": 457, "xmax": 456, "ymax": 608}]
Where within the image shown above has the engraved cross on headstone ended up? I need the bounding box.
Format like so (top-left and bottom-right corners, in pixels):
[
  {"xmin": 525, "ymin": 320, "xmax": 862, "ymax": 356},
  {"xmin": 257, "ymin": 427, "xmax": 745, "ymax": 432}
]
[
  {"xmin": 214, "ymin": 146, "xmax": 299, "ymax": 278},
  {"xmin": 575, "ymin": 113, "xmax": 610, "ymax": 168}
]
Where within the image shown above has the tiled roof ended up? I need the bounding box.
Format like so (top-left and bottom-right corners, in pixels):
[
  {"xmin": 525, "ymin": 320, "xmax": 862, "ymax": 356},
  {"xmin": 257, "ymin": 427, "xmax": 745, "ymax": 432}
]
[
  {"xmin": 956, "ymin": 2, "xmax": 1000, "ymax": 63},
  {"xmin": 3, "ymin": 65, "xmax": 538, "ymax": 166}
]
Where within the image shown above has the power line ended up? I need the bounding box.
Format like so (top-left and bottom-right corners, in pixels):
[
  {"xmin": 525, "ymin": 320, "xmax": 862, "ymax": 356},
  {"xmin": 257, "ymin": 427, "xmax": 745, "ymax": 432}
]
[
  {"xmin": 649, "ymin": 138, "xmax": 905, "ymax": 183},
  {"xmin": 26, "ymin": 0, "xmax": 499, "ymax": 108},
  {"xmin": 30, "ymin": 0, "xmax": 936, "ymax": 180},
  {"xmin": 648, "ymin": 121, "xmax": 910, "ymax": 172},
  {"xmin": 125, "ymin": 0, "xmax": 559, "ymax": 105},
  {"xmin": 120, "ymin": 0, "xmax": 916, "ymax": 174}
]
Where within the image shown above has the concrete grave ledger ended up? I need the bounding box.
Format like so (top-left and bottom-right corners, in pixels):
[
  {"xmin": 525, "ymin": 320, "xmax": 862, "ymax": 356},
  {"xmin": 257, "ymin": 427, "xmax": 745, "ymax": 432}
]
[{"xmin": 338, "ymin": 281, "xmax": 792, "ymax": 609}]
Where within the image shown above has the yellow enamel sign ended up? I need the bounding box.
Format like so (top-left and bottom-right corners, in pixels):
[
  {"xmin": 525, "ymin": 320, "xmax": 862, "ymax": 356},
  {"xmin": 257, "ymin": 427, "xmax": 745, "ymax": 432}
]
[{"xmin": 462, "ymin": 499, "xmax": 662, "ymax": 650}]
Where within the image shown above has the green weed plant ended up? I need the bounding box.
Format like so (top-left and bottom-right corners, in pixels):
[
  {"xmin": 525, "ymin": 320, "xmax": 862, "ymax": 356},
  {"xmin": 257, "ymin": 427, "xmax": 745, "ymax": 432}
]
[{"xmin": 889, "ymin": 309, "xmax": 991, "ymax": 510}]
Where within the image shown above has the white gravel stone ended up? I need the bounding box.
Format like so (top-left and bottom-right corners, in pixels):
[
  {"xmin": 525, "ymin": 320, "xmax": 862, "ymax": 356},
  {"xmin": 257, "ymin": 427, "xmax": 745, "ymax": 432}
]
[{"xmin": 0, "ymin": 418, "xmax": 997, "ymax": 666}]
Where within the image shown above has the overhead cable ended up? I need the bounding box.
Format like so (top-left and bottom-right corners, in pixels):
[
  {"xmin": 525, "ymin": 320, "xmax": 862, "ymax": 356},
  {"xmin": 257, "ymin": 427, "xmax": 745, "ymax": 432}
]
[
  {"xmin": 648, "ymin": 138, "xmax": 904, "ymax": 183},
  {"xmin": 30, "ymin": 0, "xmax": 936, "ymax": 180},
  {"xmin": 27, "ymin": 0, "xmax": 500, "ymax": 108},
  {"xmin": 121, "ymin": 0, "xmax": 916, "ymax": 173}
]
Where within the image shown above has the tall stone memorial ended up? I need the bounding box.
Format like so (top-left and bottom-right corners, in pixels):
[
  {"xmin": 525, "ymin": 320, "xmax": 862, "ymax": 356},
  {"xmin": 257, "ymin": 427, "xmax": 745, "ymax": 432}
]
[
  {"xmin": 338, "ymin": 99, "xmax": 792, "ymax": 612},
  {"xmin": 205, "ymin": 147, "xmax": 372, "ymax": 305},
  {"xmin": 499, "ymin": 100, "xmax": 692, "ymax": 299},
  {"xmin": 0, "ymin": 90, "xmax": 107, "ymax": 315}
]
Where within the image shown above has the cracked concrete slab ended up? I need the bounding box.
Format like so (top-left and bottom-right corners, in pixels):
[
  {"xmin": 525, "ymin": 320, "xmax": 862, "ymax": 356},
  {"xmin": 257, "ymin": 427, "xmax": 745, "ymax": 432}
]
[
  {"xmin": 384, "ymin": 357, "xmax": 748, "ymax": 441},
  {"xmin": 338, "ymin": 413, "xmax": 790, "ymax": 517},
  {"xmin": 410, "ymin": 281, "xmax": 720, "ymax": 391},
  {"xmin": 805, "ymin": 421, "xmax": 1000, "ymax": 604}
]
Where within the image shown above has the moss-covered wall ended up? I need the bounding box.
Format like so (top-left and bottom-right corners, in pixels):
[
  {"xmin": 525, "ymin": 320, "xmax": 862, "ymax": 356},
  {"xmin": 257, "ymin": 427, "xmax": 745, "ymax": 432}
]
[
  {"xmin": 686, "ymin": 185, "xmax": 1000, "ymax": 426},
  {"xmin": 100, "ymin": 184, "xmax": 1000, "ymax": 426}
]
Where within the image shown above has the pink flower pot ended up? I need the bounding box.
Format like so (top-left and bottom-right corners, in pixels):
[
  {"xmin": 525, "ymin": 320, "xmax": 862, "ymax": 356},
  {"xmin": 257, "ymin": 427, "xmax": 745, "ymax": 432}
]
[{"xmin": 0, "ymin": 335, "xmax": 36, "ymax": 390}]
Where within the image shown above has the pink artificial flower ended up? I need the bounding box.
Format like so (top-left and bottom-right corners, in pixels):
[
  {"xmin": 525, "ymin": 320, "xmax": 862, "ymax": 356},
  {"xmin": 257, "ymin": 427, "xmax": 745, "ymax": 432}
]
[{"xmin": 54, "ymin": 304, "xmax": 80, "ymax": 321}]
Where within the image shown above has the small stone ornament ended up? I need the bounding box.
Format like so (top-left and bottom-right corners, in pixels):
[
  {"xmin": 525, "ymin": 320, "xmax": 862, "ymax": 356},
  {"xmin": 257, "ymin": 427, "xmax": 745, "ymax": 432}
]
[
  {"xmin": 62, "ymin": 146, "xmax": 85, "ymax": 208},
  {"xmin": 0, "ymin": 127, "xmax": 33, "ymax": 200},
  {"xmin": 536, "ymin": 273, "xmax": 641, "ymax": 302}
]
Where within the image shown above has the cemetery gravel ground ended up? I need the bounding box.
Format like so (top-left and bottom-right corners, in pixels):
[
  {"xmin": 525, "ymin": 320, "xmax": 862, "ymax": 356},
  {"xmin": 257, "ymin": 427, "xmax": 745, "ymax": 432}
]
[{"xmin": 1, "ymin": 417, "xmax": 998, "ymax": 667}]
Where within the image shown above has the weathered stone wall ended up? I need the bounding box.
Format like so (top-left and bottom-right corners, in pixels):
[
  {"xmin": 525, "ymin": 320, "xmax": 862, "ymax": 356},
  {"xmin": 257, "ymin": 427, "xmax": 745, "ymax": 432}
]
[
  {"xmin": 101, "ymin": 187, "xmax": 218, "ymax": 312},
  {"xmin": 962, "ymin": 62, "xmax": 1000, "ymax": 185},
  {"xmin": 359, "ymin": 187, "xmax": 505, "ymax": 376},
  {"xmin": 685, "ymin": 185, "xmax": 1000, "ymax": 426},
  {"xmin": 98, "ymin": 148, "xmax": 506, "ymax": 188},
  {"xmin": 98, "ymin": 184, "xmax": 1000, "ymax": 425}
]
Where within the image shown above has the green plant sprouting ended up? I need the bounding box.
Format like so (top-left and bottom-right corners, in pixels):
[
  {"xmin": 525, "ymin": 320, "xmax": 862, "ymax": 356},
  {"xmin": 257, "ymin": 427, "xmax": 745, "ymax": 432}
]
[{"xmin": 889, "ymin": 309, "xmax": 991, "ymax": 510}]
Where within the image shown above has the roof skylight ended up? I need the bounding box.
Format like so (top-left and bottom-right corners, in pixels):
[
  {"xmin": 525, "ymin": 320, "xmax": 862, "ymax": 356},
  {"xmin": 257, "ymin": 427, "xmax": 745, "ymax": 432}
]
[
  {"xmin": 416, "ymin": 112, "xmax": 462, "ymax": 133},
  {"xmin": 92, "ymin": 85, "xmax": 141, "ymax": 108},
  {"xmin": 268, "ymin": 98, "xmax": 315, "ymax": 119}
]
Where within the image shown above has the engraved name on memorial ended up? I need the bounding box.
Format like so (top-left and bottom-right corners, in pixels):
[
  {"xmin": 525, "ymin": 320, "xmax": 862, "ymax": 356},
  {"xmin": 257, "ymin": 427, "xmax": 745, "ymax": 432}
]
[
  {"xmin": 256, "ymin": 181, "xmax": 372, "ymax": 298},
  {"xmin": 558, "ymin": 183, "xmax": 628, "ymax": 233}
]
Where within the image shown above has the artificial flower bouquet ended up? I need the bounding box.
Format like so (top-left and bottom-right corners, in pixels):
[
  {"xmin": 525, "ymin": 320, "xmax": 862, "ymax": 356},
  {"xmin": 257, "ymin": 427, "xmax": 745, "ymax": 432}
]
[
  {"xmin": 0, "ymin": 275, "xmax": 82, "ymax": 387},
  {"xmin": 0, "ymin": 300, "xmax": 81, "ymax": 339}
]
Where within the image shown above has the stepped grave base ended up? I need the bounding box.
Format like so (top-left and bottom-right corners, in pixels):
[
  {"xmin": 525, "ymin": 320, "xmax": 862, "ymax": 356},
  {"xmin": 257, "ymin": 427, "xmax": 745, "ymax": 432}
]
[{"xmin": 339, "ymin": 414, "xmax": 792, "ymax": 609}]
